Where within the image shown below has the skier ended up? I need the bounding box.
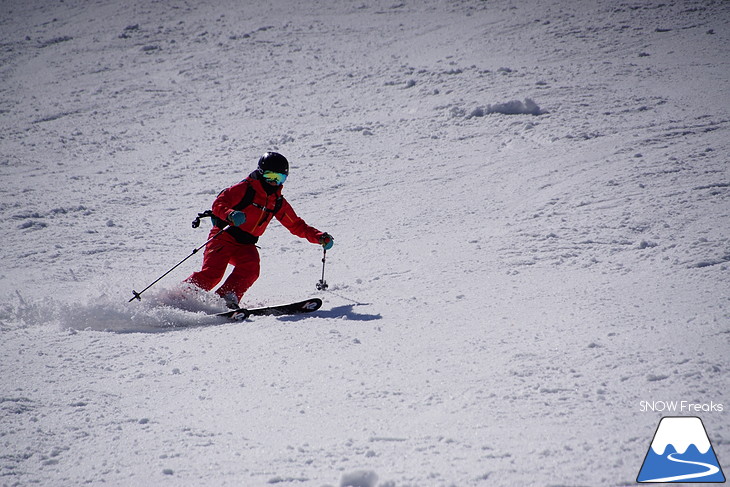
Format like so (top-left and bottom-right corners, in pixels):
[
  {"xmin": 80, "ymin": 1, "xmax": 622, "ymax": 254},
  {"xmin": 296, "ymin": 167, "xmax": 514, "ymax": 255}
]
[{"xmin": 185, "ymin": 152, "xmax": 333, "ymax": 309}]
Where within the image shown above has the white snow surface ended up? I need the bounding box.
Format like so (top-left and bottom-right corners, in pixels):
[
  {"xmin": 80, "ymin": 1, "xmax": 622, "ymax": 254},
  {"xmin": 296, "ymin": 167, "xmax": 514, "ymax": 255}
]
[{"xmin": 1, "ymin": 0, "xmax": 729, "ymax": 485}]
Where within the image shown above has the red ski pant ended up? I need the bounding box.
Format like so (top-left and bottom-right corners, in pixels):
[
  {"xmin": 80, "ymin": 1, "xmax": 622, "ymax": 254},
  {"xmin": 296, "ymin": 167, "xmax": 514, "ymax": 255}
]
[{"xmin": 185, "ymin": 232, "xmax": 260, "ymax": 301}]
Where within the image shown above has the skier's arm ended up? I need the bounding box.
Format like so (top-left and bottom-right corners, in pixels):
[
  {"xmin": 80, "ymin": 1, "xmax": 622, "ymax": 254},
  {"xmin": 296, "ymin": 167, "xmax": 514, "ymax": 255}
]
[
  {"xmin": 276, "ymin": 198, "xmax": 324, "ymax": 244},
  {"xmin": 212, "ymin": 181, "xmax": 249, "ymax": 225}
]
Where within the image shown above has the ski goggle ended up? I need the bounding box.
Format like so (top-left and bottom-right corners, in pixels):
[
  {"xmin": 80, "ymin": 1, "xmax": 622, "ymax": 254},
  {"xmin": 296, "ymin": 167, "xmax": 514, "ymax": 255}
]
[{"xmin": 262, "ymin": 170, "xmax": 287, "ymax": 185}]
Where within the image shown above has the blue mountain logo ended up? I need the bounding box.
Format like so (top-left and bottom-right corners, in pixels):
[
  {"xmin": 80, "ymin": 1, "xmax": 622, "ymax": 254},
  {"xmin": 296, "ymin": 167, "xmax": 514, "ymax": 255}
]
[{"xmin": 637, "ymin": 416, "xmax": 726, "ymax": 483}]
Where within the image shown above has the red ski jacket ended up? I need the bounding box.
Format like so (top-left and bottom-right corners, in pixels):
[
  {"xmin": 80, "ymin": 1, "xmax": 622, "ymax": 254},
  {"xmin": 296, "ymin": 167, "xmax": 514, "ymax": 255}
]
[{"xmin": 211, "ymin": 175, "xmax": 323, "ymax": 245}]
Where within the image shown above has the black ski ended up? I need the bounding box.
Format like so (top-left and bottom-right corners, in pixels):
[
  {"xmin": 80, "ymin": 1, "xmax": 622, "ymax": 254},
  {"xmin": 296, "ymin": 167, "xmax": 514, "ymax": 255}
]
[{"xmin": 215, "ymin": 298, "xmax": 323, "ymax": 321}]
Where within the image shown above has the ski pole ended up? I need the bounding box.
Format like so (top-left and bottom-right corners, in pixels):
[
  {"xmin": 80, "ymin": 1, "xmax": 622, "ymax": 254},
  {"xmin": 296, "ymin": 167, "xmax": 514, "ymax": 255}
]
[
  {"xmin": 313, "ymin": 247, "xmax": 368, "ymax": 305},
  {"xmin": 316, "ymin": 248, "xmax": 328, "ymax": 291},
  {"xmin": 129, "ymin": 226, "xmax": 229, "ymax": 302}
]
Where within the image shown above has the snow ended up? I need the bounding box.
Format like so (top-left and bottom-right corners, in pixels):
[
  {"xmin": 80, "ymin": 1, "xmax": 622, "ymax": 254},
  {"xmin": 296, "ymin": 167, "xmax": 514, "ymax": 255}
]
[
  {"xmin": 482, "ymin": 98, "xmax": 545, "ymax": 116},
  {"xmin": 1, "ymin": 0, "xmax": 729, "ymax": 485}
]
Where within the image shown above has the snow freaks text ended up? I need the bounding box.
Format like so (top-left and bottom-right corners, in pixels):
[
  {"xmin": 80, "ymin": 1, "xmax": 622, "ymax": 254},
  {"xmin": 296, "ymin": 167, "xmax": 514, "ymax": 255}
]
[{"xmin": 639, "ymin": 401, "xmax": 724, "ymax": 413}]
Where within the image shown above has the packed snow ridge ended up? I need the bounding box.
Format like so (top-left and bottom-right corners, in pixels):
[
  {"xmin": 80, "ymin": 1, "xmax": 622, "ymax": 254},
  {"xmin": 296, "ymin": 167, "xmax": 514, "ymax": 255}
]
[{"xmin": 481, "ymin": 98, "xmax": 545, "ymax": 117}]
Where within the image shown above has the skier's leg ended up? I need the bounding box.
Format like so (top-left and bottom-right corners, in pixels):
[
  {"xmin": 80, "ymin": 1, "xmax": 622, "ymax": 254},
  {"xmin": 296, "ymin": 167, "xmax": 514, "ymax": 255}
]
[
  {"xmin": 185, "ymin": 240, "xmax": 231, "ymax": 291},
  {"xmin": 216, "ymin": 244, "xmax": 260, "ymax": 302}
]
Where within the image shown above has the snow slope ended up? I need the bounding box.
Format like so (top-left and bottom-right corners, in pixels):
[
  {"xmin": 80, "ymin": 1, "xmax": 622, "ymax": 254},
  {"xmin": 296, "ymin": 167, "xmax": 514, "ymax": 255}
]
[{"xmin": 1, "ymin": 0, "xmax": 728, "ymax": 485}]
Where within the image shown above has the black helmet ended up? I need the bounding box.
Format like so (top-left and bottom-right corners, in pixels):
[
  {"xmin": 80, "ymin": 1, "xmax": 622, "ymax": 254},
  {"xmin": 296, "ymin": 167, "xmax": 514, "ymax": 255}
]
[{"xmin": 257, "ymin": 151, "xmax": 289, "ymax": 175}]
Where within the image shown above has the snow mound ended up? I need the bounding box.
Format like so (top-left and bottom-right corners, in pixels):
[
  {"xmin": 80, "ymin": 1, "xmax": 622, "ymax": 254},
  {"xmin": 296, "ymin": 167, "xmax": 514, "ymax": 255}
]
[
  {"xmin": 484, "ymin": 98, "xmax": 545, "ymax": 116},
  {"xmin": 340, "ymin": 470, "xmax": 379, "ymax": 487}
]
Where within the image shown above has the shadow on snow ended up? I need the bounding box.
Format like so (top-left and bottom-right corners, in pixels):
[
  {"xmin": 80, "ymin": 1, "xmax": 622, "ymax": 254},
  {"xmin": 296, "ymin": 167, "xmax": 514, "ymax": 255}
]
[{"xmin": 279, "ymin": 304, "xmax": 381, "ymax": 322}]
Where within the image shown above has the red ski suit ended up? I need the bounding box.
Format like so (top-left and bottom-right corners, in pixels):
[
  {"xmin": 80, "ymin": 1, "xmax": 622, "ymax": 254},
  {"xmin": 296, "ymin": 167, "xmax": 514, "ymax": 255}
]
[{"xmin": 186, "ymin": 175, "xmax": 324, "ymax": 301}]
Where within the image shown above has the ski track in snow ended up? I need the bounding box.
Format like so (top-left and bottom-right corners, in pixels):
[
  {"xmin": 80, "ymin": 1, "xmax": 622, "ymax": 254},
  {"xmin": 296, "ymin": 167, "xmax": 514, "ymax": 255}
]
[{"xmin": 1, "ymin": 0, "xmax": 729, "ymax": 485}]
